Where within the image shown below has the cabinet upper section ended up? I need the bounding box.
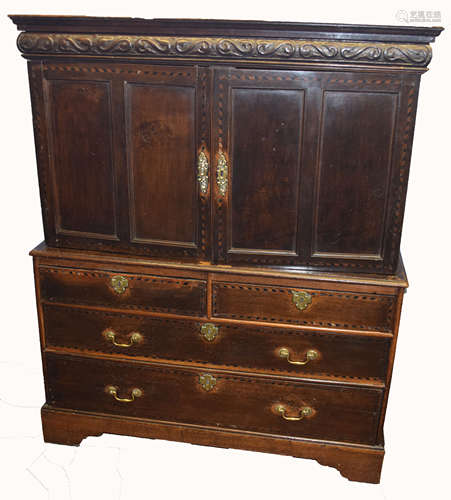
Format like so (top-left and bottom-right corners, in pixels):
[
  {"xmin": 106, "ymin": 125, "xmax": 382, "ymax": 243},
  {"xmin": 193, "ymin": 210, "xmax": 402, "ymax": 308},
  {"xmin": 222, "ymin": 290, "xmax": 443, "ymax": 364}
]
[
  {"xmin": 10, "ymin": 15, "xmax": 442, "ymax": 69},
  {"xmin": 10, "ymin": 17, "xmax": 443, "ymax": 274}
]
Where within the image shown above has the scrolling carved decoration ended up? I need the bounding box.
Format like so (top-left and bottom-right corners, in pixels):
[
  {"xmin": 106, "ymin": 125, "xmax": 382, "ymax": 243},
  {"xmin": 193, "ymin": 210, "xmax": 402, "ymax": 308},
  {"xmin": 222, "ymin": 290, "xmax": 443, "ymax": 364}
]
[{"xmin": 17, "ymin": 33, "xmax": 432, "ymax": 67}]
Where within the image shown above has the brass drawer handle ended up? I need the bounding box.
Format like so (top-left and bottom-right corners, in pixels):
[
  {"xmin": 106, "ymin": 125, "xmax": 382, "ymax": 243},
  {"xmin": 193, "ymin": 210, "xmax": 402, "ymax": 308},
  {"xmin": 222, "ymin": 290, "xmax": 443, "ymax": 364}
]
[
  {"xmin": 291, "ymin": 290, "xmax": 312, "ymax": 311},
  {"xmin": 276, "ymin": 405, "xmax": 313, "ymax": 421},
  {"xmin": 106, "ymin": 385, "xmax": 142, "ymax": 403},
  {"xmin": 200, "ymin": 323, "xmax": 219, "ymax": 341},
  {"xmin": 279, "ymin": 347, "xmax": 319, "ymax": 366},
  {"xmin": 197, "ymin": 151, "xmax": 209, "ymax": 194},
  {"xmin": 104, "ymin": 330, "xmax": 143, "ymax": 348},
  {"xmin": 111, "ymin": 275, "xmax": 129, "ymax": 294}
]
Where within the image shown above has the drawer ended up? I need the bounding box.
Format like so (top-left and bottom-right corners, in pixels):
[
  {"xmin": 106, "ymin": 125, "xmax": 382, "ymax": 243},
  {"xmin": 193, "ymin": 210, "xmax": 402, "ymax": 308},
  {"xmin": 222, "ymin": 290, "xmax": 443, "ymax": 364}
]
[
  {"xmin": 43, "ymin": 304, "xmax": 391, "ymax": 382},
  {"xmin": 45, "ymin": 354, "xmax": 383, "ymax": 445},
  {"xmin": 39, "ymin": 266, "xmax": 206, "ymax": 317},
  {"xmin": 213, "ymin": 281, "xmax": 395, "ymax": 332}
]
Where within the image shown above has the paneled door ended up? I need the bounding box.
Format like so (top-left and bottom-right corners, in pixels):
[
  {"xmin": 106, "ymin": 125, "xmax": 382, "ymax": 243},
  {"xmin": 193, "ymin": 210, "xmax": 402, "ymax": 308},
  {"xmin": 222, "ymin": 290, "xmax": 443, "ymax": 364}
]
[
  {"xmin": 123, "ymin": 64, "xmax": 211, "ymax": 260},
  {"xmin": 212, "ymin": 67, "xmax": 314, "ymax": 266},
  {"xmin": 211, "ymin": 67, "xmax": 407, "ymax": 272},
  {"xmin": 39, "ymin": 62, "xmax": 210, "ymax": 260}
]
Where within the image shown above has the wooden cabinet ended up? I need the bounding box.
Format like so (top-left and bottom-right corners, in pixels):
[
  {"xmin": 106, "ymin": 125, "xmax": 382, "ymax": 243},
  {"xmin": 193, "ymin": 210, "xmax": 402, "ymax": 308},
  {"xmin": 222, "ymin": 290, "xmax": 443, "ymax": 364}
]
[
  {"xmin": 25, "ymin": 50, "xmax": 431, "ymax": 273},
  {"xmin": 38, "ymin": 63, "xmax": 210, "ymax": 260},
  {"xmin": 212, "ymin": 67, "xmax": 412, "ymax": 271},
  {"xmin": 10, "ymin": 15, "xmax": 442, "ymax": 484}
]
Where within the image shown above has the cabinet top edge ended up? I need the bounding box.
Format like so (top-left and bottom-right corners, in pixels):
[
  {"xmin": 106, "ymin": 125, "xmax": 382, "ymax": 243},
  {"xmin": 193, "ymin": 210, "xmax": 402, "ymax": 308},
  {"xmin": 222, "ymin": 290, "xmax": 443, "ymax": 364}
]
[
  {"xmin": 30, "ymin": 243, "xmax": 409, "ymax": 288},
  {"xmin": 8, "ymin": 15, "xmax": 443, "ymax": 43}
]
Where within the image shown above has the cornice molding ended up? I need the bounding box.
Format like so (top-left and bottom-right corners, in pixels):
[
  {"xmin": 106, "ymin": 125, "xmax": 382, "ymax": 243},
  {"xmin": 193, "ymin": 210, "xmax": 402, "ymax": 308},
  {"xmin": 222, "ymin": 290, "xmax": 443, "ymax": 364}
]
[{"xmin": 17, "ymin": 33, "xmax": 433, "ymax": 67}]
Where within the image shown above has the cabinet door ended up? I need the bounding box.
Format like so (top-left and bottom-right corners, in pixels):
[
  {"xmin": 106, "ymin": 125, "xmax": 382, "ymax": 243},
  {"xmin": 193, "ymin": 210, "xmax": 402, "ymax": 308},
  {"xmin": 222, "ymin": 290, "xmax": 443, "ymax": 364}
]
[
  {"xmin": 212, "ymin": 68, "xmax": 313, "ymax": 266},
  {"xmin": 38, "ymin": 62, "xmax": 210, "ymax": 260},
  {"xmin": 212, "ymin": 67, "xmax": 410, "ymax": 273},
  {"xmin": 123, "ymin": 65, "xmax": 210, "ymax": 260}
]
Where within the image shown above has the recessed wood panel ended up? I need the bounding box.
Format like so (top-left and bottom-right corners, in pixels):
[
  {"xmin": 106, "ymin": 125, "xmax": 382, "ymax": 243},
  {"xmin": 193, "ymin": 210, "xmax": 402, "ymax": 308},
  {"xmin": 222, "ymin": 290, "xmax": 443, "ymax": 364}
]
[
  {"xmin": 229, "ymin": 88, "xmax": 304, "ymax": 253},
  {"xmin": 313, "ymin": 91, "xmax": 397, "ymax": 258},
  {"xmin": 47, "ymin": 80, "xmax": 117, "ymax": 238},
  {"xmin": 126, "ymin": 83, "xmax": 197, "ymax": 246}
]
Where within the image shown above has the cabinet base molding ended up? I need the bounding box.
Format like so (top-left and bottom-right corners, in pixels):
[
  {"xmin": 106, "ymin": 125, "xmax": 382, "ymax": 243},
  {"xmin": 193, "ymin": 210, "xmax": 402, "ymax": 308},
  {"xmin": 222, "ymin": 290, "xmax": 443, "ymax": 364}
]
[{"xmin": 41, "ymin": 405, "xmax": 384, "ymax": 484}]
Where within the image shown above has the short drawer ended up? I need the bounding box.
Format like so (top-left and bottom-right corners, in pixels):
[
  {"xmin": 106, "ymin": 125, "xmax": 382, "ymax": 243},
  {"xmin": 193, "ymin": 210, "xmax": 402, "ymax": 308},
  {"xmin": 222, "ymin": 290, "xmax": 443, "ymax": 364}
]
[
  {"xmin": 43, "ymin": 304, "xmax": 391, "ymax": 382},
  {"xmin": 213, "ymin": 281, "xmax": 395, "ymax": 332},
  {"xmin": 39, "ymin": 266, "xmax": 206, "ymax": 317},
  {"xmin": 45, "ymin": 354, "xmax": 383, "ymax": 445}
]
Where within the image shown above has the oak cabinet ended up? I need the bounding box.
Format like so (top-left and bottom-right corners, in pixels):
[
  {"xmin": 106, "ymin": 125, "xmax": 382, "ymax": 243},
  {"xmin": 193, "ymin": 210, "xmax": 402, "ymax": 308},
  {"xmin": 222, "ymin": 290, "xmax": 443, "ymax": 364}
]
[
  {"xmin": 29, "ymin": 56, "xmax": 423, "ymax": 273},
  {"xmin": 11, "ymin": 15, "xmax": 442, "ymax": 484},
  {"xmin": 40, "ymin": 63, "xmax": 210, "ymax": 260},
  {"xmin": 212, "ymin": 67, "xmax": 410, "ymax": 271}
]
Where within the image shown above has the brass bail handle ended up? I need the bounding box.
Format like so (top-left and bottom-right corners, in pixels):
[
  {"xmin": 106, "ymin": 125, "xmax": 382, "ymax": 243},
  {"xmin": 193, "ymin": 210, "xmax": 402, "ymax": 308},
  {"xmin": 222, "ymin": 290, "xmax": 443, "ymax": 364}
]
[
  {"xmin": 106, "ymin": 385, "xmax": 142, "ymax": 403},
  {"xmin": 104, "ymin": 330, "xmax": 143, "ymax": 348},
  {"xmin": 279, "ymin": 347, "xmax": 319, "ymax": 366},
  {"xmin": 276, "ymin": 405, "xmax": 313, "ymax": 421}
]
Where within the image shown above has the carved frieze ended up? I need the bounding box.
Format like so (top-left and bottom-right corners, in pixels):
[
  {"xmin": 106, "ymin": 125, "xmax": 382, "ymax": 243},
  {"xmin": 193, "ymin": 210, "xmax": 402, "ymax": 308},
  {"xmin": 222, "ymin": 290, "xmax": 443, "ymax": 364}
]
[{"xmin": 17, "ymin": 33, "xmax": 432, "ymax": 67}]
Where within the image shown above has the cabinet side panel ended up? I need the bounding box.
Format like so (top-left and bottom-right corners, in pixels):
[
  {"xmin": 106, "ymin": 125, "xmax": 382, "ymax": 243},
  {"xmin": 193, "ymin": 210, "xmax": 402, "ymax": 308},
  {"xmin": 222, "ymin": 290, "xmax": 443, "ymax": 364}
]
[
  {"xmin": 229, "ymin": 88, "xmax": 304, "ymax": 254},
  {"xmin": 46, "ymin": 80, "xmax": 118, "ymax": 238},
  {"xmin": 28, "ymin": 62, "xmax": 56, "ymax": 242},
  {"xmin": 313, "ymin": 91, "xmax": 397, "ymax": 258},
  {"xmin": 126, "ymin": 83, "xmax": 197, "ymax": 247}
]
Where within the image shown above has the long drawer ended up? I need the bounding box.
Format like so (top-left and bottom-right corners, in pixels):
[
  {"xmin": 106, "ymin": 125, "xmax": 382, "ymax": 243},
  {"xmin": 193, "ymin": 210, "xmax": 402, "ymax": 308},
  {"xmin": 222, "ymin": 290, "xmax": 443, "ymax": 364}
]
[
  {"xmin": 45, "ymin": 353, "xmax": 383, "ymax": 445},
  {"xmin": 212, "ymin": 281, "xmax": 396, "ymax": 332},
  {"xmin": 39, "ymin": 266, "xmax": 207, "ymax": 317},
  {"xmin": 43, "ymin": 304, "xmax": 390, "ymax": 382}
]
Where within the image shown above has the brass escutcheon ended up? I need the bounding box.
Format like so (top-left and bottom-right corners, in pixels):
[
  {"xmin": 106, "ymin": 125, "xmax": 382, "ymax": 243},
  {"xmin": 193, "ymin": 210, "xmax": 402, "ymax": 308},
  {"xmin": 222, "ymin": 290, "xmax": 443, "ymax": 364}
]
[
  {"xmin": 200, "ymin": 323, "xmax": 219, "ymax": 342},
  {"xmin": 199, "ymin": 373, "xmax": 216, "ymax": 392},
  {"xmin": 216, "ymin": 151, "xmax": 228, "ymax": 197},
  {"xmin": 291, "ymin": 290, "xmax": 312, "ymax": 311},
  {"xmin": 111, "ymin": 275, "xmax": 128, "ymax": 294},
  {"xmin": 197, "ymin": 151, "xmax": 209, "ymax": 194}
]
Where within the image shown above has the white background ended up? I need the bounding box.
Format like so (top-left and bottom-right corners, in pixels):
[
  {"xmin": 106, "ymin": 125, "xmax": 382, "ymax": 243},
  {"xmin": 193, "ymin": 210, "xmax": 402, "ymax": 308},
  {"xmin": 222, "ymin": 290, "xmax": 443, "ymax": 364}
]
[{"xmin": 1, "ymin": 1, "xmax": 450, "ymax": 499}]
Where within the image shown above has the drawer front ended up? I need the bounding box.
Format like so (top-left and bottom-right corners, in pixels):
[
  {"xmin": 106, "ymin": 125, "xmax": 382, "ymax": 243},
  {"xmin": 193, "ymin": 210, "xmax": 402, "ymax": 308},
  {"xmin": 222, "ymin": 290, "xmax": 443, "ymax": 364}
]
[
  {"xmin": 43, "ymin": 304, "xmax": 390, "ymax": 382},
  {"xmin": 213, "ymin": 282, "xmax": 395, "ymax": 332},
  {"xmin": 39, "ymin": 266, "xmax": 207, "ymax": 317},
  {"xmin": 45, "ymin": 354, "xmax": 383, "ymax": 445}
]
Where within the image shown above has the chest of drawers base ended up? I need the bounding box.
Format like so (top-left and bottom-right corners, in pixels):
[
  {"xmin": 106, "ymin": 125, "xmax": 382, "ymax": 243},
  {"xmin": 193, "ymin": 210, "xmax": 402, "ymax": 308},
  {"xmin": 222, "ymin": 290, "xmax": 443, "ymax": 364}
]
[
  {"xmin": 41, "ymin": 405, "xmax": 385, "ymax": 484},
  {"xmin": 32, "ymin": 243, "xmax": 406, "ymax": 484}
]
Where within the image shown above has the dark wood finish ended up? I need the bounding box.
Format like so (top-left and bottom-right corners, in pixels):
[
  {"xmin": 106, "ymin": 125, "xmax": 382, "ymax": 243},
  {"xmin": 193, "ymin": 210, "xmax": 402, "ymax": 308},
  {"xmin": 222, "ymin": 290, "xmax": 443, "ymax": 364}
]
[
  {"xmin": 45, "ymin": 353, "xmax": 383, "ymax": 445},
  {"xmin": 10, "ymin": 15, "xmax": 442, "ymax": 43},
  {"xmin": 42, "ymin": 406, "xmax": 385, "ymax": 483},
  {"xmin": 125, "ymin": 70, "xmax": 199, "ymax": 251},
  {"xmin": 29, "ymin": 244, "xmax": 405, "ymax": 483},
  {"xmin": 33, "ymin": 61, "xmax": 210, "ymax": 259},
  {"xmin": 46, "ymin": 79, "xmax": 117, "ymax": 239},
  {"xmin": 11, "ymin": 15, "xmax": 441, "ymax": 484},
  {"xmin": 313, "ymin": 90, "xmax": 397, "ymax": 257},
  {"xmin": 42, "ymin": 303, "xmax": 391, "ymax": 382},
  {"xmin": 213, "ymin": 67, "xmax": 420, "ymax": 272},
  {"xmin": 228, "ymin": 79, "xmax": 304, "ymax": 254},
  {"xmin": 30, "ymin": 242, "xmax": 409, "ymax": 289},
  {"xmin": 12, "ymin": 16, "xmax": 442, "ymax": 273},
  {"xmin": 212, "ymin": 281, "xmax": 395, "ymax": 332},
  {"xmin": 39, "ymin": 265, "xmax": 207, "ymax": 317}
]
